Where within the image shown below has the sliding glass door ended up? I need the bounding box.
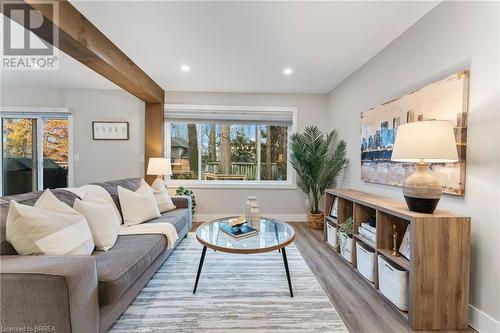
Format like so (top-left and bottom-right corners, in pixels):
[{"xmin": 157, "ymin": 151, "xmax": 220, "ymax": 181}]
[
  {"xmin": 41, "ymin": 118, "xmax": 69, "ymax": 190},
  {"xmin": 1, "ymin": 113, "xmax": 71, "ymax": 196},
  {"xmin": 2, "ymin": 118, "xmax": 38, "ymax": 195}
]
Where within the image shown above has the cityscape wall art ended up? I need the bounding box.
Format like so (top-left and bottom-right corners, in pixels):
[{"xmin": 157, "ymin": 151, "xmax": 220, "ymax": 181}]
[{"xmin": 360, "ymin": 70, "xmax": 469, "ymax": 196}]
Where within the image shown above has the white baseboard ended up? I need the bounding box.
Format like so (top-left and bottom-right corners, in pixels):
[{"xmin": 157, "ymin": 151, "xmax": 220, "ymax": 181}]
[
  {"xmin": 194, "ymin": 213, "xmax": 307, "ymax": 223},
  {"xmin": 469, "ymin": 304, "xmax": 500, "ymax": 333}
]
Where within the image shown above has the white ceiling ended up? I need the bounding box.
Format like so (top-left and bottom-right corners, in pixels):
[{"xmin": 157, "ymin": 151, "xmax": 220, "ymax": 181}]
[{"xmin": 1, "ymin": 1, "xmax": 439, "ymax": 94}]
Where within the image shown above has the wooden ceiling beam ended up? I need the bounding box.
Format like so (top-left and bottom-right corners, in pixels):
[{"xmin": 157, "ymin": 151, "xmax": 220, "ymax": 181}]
[
  {"xmin": 2, "ymin": 0, "xmax": 165, "ymax": 104},
  {"xmin": 2, "ymin": 0, "xmax": 166, "ymax": 180}
]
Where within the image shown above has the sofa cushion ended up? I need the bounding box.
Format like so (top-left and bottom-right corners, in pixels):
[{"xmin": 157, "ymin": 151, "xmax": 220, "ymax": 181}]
[
  {"xmin": 147, "ymin": 208, "xmax": 191, "ymax": 234},
  {"xmin": 6, "ymin": 190, "xmax": 94, "ymax": 255},
  {"xmin": 91, "ymin": 178, "xmax": 141, "ymax": 215},
  {"xmin": 118, "ymin": 183, "xmax": 160, "ymax": 226},
  {"xmin": 73, "ymin": 197, "xmax": 120, "ymax": 251},
  {"xmin": 93, "ymin": 234, "xmax": 166, "ymax": 305},
  {"xmin": 0, "ymin": 189, "xmax": 80, "ymax": 255},
  {"xmin": 151, "ymin": 178, "xmax": 176, "ymax": 213},
  {"xmin": 79, "ymin": 185, "xmax": 123, "ymax": 225}
]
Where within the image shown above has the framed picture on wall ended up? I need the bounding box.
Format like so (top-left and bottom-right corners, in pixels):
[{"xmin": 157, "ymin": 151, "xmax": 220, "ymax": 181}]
[{"xmin": 92, "ymin": 121, "xmax": 129, "ymax": 140}]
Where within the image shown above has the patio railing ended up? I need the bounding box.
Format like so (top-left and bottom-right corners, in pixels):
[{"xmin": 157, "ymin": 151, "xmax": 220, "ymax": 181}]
[
  {"xmin": 204, "ymin": 162, "xmax": 281, "ymax": 180},
  {"xmin": 172, "ymin": 159, "xmax": 285, "ymax": 180}
]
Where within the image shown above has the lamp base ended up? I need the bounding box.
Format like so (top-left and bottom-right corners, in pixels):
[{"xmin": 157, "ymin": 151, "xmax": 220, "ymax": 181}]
[
  {"xmin": 402, "ymin": 163, "xmax": 442, "ymax": 214},
  {"xmin": 403, "ymin": 196, "xmax": 440, "ymax": 214}
]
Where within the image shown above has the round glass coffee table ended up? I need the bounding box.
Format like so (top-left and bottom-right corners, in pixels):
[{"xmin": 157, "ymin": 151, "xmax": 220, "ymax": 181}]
[{"xmin": 194, "ymin": 216, "xmax": 296, "ymax": 297}]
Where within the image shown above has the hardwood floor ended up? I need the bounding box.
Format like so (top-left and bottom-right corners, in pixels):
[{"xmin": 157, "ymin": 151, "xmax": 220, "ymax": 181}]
[{"xmin": 190, "ymin": 222, "xmax": 475, "ymax": 333}]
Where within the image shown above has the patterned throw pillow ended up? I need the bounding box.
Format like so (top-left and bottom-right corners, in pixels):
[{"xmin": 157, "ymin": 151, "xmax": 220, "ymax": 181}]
[{"xmin": 6, "ymin": 190, "xmax": 94, "ymax": 255}]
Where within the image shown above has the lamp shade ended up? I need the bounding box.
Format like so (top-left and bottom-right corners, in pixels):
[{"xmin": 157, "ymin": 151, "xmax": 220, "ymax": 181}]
[
  {"xmin": 146, "ymin": 158, "xmax": 172, "ymax": 176},
  {"xmin": 391, "ymin": 120, "xmax": 458, "ymax": 163}
]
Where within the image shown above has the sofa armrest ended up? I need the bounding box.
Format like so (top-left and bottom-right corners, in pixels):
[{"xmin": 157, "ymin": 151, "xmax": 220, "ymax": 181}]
[
  {"xmin": 171, "ymin": 195, "xmax": 192, "ymax": 229},
  {"xmin": 171, "ymin": 195, "xmax": 191, "ymax": 210},
  {"xmin": 1, "ymin": 255, "xmax": 99, "ymax": 333}
]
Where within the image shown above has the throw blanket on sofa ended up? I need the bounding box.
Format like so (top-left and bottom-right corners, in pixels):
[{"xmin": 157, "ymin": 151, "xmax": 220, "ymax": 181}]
[{"xmin": 119, "ymin": 223, "xmax": 179, "ymax": 249}]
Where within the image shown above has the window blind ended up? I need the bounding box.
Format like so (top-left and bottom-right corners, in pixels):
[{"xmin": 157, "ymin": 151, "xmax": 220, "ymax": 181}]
[{"xmin": 165, "ymin": 104, "xmax": 294, "ymax": 126}]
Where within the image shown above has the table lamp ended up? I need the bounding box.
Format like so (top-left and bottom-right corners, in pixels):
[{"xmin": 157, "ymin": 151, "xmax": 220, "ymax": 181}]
[
  {"xmin": 146, "ymin": 158, "xmax": 172, "ymax": 180},
  {"xmin": 391, "ymin": 120, "xmax": 458, "ymax": 213}
]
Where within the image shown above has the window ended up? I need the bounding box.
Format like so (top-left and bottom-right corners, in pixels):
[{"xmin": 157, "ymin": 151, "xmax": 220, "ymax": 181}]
[
  {"xmin": 165, "ymin": 105, "xmax": 296, "ymax": 187},
  {"xmin": 1, "ymin": 109, "xmax": 72, "ymax": 196},
  {"xmin": 260, "ymin": 125, "xmax": 288, "ymax": 181},
  {"xmin": 170, "ymin": 123, "xmax": 198, "ymax": 180},
  {"xmin": 201, "ymin": 124, "xmax": 257, "ymax": 181},
  {"xmin": 42, "ymin": 118, "xmax": 70, "ymax": 189}
]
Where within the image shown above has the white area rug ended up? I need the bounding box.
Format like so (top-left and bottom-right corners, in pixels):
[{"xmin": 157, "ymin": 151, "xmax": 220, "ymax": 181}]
[{"xmin": 110, "ymin": 233, "xmax": 348, "ymax": 332}]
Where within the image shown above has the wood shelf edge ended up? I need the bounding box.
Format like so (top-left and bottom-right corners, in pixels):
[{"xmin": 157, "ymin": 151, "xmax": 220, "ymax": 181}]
[
  {"xmin": 377, "ymin": 248, "xmax": 410, "ymax": 271},
  {"xmin": 353, "ymin": 233, "xmax": 376, "ymax": 250},
  {"xmin": 325, "ymin": 188, "xmax": 467, "ymax": 220}
]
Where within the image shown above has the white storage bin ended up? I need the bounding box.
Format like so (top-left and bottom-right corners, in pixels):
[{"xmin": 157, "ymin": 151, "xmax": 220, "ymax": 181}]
[
  {"xmin": 356, "ymin": 242, "xmax": 376, "ymax": 282},
  {"xmin": 339, "ymin": 232, "xmax": 353, "ymax": 263},
  {"xmin": 377, "ymin": 255, "xmax": 409, "ymax": 311},
  {"xmin": 326, "ymin": 223, "xmax": 337, "ymax": 247}
]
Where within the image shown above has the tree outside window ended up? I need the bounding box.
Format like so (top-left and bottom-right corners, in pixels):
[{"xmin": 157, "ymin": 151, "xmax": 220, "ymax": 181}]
[
  {"xmin": 170, "ymin": 122, "xmax": 288, "ymax": 182},
  {"xmin": 3, "ymin": 118, "xmax": 68, "ymax": 164}
]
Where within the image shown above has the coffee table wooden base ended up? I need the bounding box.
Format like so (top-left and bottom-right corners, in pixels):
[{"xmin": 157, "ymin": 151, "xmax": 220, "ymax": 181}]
[{"xmin": 192, "ymin": 245, "xmax": 294, "ymax": 297}]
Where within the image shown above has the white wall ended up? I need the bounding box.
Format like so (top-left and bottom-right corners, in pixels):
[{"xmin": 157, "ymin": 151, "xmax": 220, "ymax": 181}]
[
  {"xmin": 1, "ymin": 87, "xmax": 145, "ymax": 186},
  {"xmin": 167, "ymin": 91, "xmax": 328, "ymax": 221},
  {"xmin": 327, "ymin": 2, "xmax": 500, "ymax": 331}
]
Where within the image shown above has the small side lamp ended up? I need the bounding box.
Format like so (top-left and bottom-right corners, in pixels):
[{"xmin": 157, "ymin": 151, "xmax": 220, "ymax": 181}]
[
  {"xmin": 146, "ymin": 158, "xmax": 172, "ymax": 181},
  {"xmin": 391, "ymin": 120, "xmax": 458, "ymax": 213}
]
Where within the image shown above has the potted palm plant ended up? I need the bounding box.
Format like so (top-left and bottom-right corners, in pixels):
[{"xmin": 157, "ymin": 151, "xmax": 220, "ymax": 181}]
[{"xmin": 290, "ymin": 125, "xmax": 348, "ymax": 230}]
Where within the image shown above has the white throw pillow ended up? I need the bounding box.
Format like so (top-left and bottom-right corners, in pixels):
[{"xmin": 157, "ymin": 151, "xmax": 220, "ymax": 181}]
[
  {"xmin": 118, "ymin": 183, "xmax": 161, "ymax": 226},
  {"xmin": 73, "ymin": 198, "xmax": 120, "ymax": 251},
  {"xmin": 6, "ymin": 190, "xmax": 95, "ymax": 255},
  {"xmin": 150, "ymin": 178, "xmax": 176, "ymax": 213},
  {"xmin": 80, "ymin": 184, "xmax": 123, "ymax": 224},
  {"xmin": 60, "ymin": 187, "xmax": 88, "ymax": 199}
]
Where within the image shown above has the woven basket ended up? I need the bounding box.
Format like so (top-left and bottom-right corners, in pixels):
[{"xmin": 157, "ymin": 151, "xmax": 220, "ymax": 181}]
[{"xmin": 307, "ymin": 211, "xmax": 324, "ymax": 230}]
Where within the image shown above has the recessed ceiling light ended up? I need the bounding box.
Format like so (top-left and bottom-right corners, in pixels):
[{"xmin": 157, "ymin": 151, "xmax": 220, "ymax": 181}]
[
  {"xmin": 180, "ymin": 64, "xmax": 190, "ymax": 72},
  {"xmin": 283, "ymin": 67, "xmax": 293, "ymax": 76}
]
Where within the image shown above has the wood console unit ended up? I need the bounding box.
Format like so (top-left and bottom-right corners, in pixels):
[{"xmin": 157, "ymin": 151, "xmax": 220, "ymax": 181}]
[{"xmin": 324, "ymin": 189, "xmax": 471, "ymax": 330}]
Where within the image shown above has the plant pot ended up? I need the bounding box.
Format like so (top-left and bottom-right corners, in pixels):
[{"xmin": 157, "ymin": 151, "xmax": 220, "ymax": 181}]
[{"xmin": 307, "ymin": 211, "xmax": 324, "ymax": 230}]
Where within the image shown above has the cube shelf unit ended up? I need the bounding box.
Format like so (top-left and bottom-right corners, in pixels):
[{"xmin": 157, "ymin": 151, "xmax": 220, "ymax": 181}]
[{"xmin": 323, "ymin": 189, "xmax": 471, "ymax": 330}]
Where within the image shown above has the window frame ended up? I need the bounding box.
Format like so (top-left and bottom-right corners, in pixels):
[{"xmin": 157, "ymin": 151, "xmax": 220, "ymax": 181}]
[{"xmin": 164, "ymin": 104, "xmax": 297, "ymax": 189}]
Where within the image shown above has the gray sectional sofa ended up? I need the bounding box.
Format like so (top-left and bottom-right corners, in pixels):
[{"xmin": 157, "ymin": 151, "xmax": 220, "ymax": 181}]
[{"xmin": 0, "ymin": 178, "xmax": 192, "ymax": 333}]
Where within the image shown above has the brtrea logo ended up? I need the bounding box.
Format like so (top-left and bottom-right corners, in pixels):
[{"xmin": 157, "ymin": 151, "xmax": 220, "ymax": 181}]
[{"xmin": 1, "ymin": 1, "xmax": 59, "ymax": 70}]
